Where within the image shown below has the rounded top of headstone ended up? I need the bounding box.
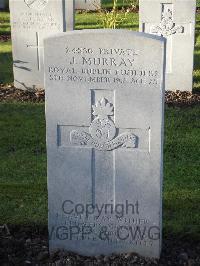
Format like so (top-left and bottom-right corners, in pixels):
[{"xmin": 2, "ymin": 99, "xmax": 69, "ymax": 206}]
[{"xmin": 44, "ymin": 29, "xmax": 166, "ymax": 44}]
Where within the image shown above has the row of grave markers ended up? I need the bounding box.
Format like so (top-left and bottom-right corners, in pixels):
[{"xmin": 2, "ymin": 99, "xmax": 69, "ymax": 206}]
[
  {"xmin": 8, "ymin": 0, "xmax": 196, "ymax": 259},
  {"xmin": 10, "ymin": 0, "xmax": 196, "ymax": 91},
  {"xmin": 0, "ymin": 0, "xmax": 99, "ymax": 10}
]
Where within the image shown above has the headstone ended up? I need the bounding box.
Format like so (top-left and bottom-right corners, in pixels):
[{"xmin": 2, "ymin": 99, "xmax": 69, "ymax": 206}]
[
  {"xmin": 139, "ymin": 0, "xmax": 196, "ymax": 91},
  {"xmin": 0, "ymin": 0, "xmax": 5, "ymax": 9},
  {"xmin": 9, "ymin": 0, "xmax": 75, "ymax": 90},
  {"xmin": 75, "ymin": 0, "xmax": 100, "ymax": 10},
  {"xmin": 45, "ymin": 30, "xmax": 165, "ymax": 258}
]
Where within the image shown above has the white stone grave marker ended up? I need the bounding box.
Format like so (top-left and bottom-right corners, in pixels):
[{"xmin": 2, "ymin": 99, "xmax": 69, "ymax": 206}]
[
  {"xmin": 45, "ymin": 30, "xmax": 165, "ymax": 258},
  {"xmin": 75, "ymin": 0, "xmax": 100, "ymax": 10},
  {"xmin": 139, "ymin": 0, "xmax": 196, "ymax": 91},
  {"xmin": 9, "ymin": 0, "xmax": 75, "ymax": 90}
]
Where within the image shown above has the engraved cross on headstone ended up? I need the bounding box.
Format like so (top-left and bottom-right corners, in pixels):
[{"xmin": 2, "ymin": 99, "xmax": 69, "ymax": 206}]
[
  {"xmin": 26, "ymin": 32, "xmax": 43, "ymax": 71},
  {"xmin": 142, "ymin": 3, "xmax": 186, "ymax": 73},
  {"xmin": 151, "ymin": 4, "xmax": 184, "ymax": 73},
  {"xmin": 63, "ymin": 90, "xmax": 138, "ymax": 206},
  {"xmin": 26, "ymin": 1, "xmax": 75, "ymax": 71}
]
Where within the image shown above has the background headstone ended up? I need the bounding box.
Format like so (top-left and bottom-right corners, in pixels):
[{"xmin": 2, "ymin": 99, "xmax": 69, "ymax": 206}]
[
  {"xmin": 75, "ymin": 0, "xmax": 100, "ymax": 10},
  {"xmin": 9, "ymin": 0, "xmax": 74, "ymax": 90},
  {"xmin": 45, "ymin": 30, "xmax": 165, "ymax": 258},
  {"xmin": 66, "ymin": 0, "xmax": 75, "ymax": 31},
  {"xmin": 0, "ymin": 0, "xmax": 5, "ymax": 9},
  {"xmin": 139, "ymin": 0, "xmax": 196, "ymax": 91}
]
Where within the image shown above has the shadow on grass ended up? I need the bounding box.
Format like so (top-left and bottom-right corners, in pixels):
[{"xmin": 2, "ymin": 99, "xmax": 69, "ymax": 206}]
[
  {"xmin": 194, "ymin": 44, "xmax": 200, "ymax": 51},
  {"xmin": 163, "ymin": 201, "xmax": 200, "ymax": 241},
  {"xmin": 118, "ymin": 25, "xmax": 138, "ymax": 30},
  {"xmin": 0, "ymin": 31, "xmax": 10, "ymax": 36},
  {"xmin": 194, "ymin": 52, "xmax": 200, "ymax": 70},
  {"xmin": 193, "ymin": 87, "xmax": 200, "ymax": 93},
  {"xmin": 0, "ymin": 51, "xmax": 13, "ymax": 83},
  {"xmin": 76, "ymin": 20, "xmax": 100, "ymax": 27}
]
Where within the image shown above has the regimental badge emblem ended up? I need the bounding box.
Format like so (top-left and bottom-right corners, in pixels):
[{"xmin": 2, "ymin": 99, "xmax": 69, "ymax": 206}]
[
  {"xmin": 151, "ymin": 8, "xmax": 184, "ymax": 37},
  {"xmin": 70, "ymin": 98, "xmax": 137, "ymax": 151},
  {"xmin": 24, "ymin": 0, "xmax": 48, "ymax": 11}
]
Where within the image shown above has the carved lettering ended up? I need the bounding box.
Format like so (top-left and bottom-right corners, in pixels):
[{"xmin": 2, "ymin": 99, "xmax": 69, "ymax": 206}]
[
  {"xmin": 81, "ymin": 57, "xmax": 135, "ymax": 67},
  {"xmin": 48, "ymin": 46, "xmax": 160, "ymax": 87},
  {"xmin": 13, "ymin": 12, "xmax": 61, "ymax": 30},
  {"xmin": 99, "ymin": 48, "xmax": 138, "ymax": 57}
]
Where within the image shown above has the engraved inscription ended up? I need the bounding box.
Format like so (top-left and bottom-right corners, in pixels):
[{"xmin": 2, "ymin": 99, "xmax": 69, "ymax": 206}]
[
  {"xmin": 48, "ymin": 44, "xmax": 159, "ymax": 86},
  {"xmin": 12, "ymin": 12, "xmax": 61, "ymax": 31},
  {"xmin": 50, "ymin": 208, "xmax": 160, "ymax": 247},
  {"xmin": 70, "ymin": 98, "xmax": 137, "ymax": 151}
]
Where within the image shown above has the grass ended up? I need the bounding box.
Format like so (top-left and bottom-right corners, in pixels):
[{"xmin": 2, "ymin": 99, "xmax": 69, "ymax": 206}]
[
  {"xmin": 163, "ymin": 106, "xmax": 200, "ymax": 238},
  {"xmin": 0, "ymin": 41, "xmax": 13, "ymax": 84},
  {"xmin": 76, "ymin": 11, "xmax": 138, "ymax": 31},
  {"xmin": 0, "ymin": 12, "xmax": 12, "ymax": 83},
  {"xmin": 0, "ymin": 10, "xmax": 200, "ymax": 239},
  {"xmin": 0, "ymin": 103, "xmax": 47, "ymax": 225},
  {"xmin": 101, "ymin": 0, "xmax": 138, "ymax": 9},
  {"xmin": 0, "ymin": 11, "xmax": 10, "ymax": 36}
]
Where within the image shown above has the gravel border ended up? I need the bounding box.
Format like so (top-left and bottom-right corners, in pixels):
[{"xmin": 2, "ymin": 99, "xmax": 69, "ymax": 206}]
[
  {"xmin": 0, "ymin": 225, "xmax": 200, "ymax": 265},
  {"xmin": 0, "ymin": 85, "xmax": 200, "ymax": 107}
]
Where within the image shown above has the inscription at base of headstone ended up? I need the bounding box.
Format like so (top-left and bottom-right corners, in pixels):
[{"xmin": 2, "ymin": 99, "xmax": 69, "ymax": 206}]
[
  {"xmin": 45, "ymin": 30, "xmax": 165, "ymax": 258},
  {"xmin": 139, "ymin": 0, "xmax": 196, "ymax": 91},
  {"xmin": 9, "ymin": 0, "xmax": 74, "ymax": 90},
  {"xmin": 75, "ymin": 0, "xmax": 100, "ymax": 10}
]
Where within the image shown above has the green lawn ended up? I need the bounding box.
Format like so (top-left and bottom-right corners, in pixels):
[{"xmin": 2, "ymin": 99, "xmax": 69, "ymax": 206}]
[
  {"xmin": 0, "ymin": 103, "xmax": 47, "ymax": 225},
  {"xmin": 0, "ymin": 10, "xmax": 200, "ymax": 240},
  {"xmin": 0, "ymin": 12, "xmax": 12, "ymax": 84},
  {"xmin": 164, "ymin": 106, "xmax": 200, "ymax": 238},
  {"xmin": 101, "ymin": 0, "xmax": 138, "ymax": 9}
]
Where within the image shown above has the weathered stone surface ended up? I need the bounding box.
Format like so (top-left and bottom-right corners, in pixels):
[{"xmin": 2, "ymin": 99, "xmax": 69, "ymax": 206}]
[
  {"xmin": 75, "ymin": 0, "xmax": 100, "ymax": 10},
  {"xmin": 139, "ymin": 0, "xmax": 196, "ymax": 91},
  {"xmin": 9, "ymin": 0, "xmax": 74, "ymax": 90},
  {"xmin": 45, "ymin": 30, "xmax": 165, "ymax": 258}
]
